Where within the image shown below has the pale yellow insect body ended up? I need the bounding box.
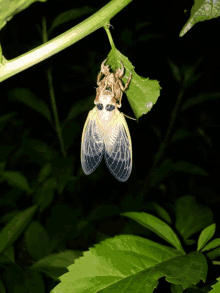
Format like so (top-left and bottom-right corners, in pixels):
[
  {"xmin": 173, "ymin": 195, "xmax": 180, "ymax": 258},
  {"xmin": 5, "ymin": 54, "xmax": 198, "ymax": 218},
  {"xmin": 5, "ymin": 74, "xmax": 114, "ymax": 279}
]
[
  {"xmin": 81, "ymin": 89, "xmax": 132, "ymax": 182},
  {"xmin": 81, "ymin": 59, "xmax": 132, "ymax": 182}
]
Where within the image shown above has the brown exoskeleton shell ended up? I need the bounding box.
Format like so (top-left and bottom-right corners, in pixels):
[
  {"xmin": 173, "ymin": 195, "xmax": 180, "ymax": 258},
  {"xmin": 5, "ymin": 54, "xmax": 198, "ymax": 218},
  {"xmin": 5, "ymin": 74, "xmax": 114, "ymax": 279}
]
[{"xmin": 95, "ymin": 59, "xmax": 132, "ymax": 108}]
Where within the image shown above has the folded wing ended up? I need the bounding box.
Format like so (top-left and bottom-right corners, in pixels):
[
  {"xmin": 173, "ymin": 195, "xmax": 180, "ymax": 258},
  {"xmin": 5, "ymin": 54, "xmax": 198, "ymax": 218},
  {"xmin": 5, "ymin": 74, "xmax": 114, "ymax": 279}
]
[
  {"xmin": 104, "ymin": 111, "xmax": 132, "ymax": 182},
  {"xmin": 81, "ymin": 108, "xmax": 104, "ymax": 175}
]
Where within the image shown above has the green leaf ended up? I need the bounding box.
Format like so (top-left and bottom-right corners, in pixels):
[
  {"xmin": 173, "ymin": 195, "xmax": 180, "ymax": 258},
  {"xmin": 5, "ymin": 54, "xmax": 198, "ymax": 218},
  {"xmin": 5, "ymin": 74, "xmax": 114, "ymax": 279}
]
[
  {"xmin": 0, "ymin": 112, "xmax": 17, "ymax": 132},
  {"xmin": 38, "ymin": 163, "xmax": 52, "ymax": 183},
  {"xmin": 170, "ymin": 129, "xmax": 190, "ymax": 143},
  {"xmin": 197, "ymin": 223, "xmax": 216, "ymax": 251},
  {"xmin": 197, "ymin": 127, "xmax": 212, "ymax": 147},
  {"xmin": 150, "ymin": 159, "xmax": 173, "ymax": 187},
  {"xmin": 0, "ymin": 211, "xmax": 19, "ymax": 224},
  {"xmin": 49, "ymin": 7, "xmax": 96, "ymax": 34},
  {"xmin": 0, "ymin": 112, "xmax": 17, "ymax": 123},
  {"xmin": 34, "ymin": 188, "xmax": 55, "ymax": 213},
  {"xmin": 24, "ymin": 221, "xmax": 50, "ymax": 260},
  {"xmin": 51, "ymin": 156, "xmax": 73, "ymax": 194},
  {"xmin": 1, "ymin": 171, "xmax": 31, "ymax": 193},
  {"xmin": 31, "ymin": 250, "xmax": 83, "ymax": 279},
  {"xmin": 166, "ymin": 58, "xmax": 181, "ymax": 83},
  {"xmin": 22, "ymin": 138, "xmax": 59, "ymax": 165},
  {"xmin": 181, "ymin": 61, "xmax": 204, "ymax": 89},
  {"xmin": 122, "ymin": 212, "xmax": 185, "ymax": 253},
  {"xmin": 149, "ymin": 203, "xmax": 172, "ymax": 224},
  {"xmin": 23, "ymin": 270, "xmax": 45, "ymax": 293},
  {"xmin": 62, "ymin": 96, "xmax": 94, "ymax": 128},
  {"xmin": 30, "ymin": 140, "xmax": 58, "ymax": 161},
  {"xmin": 171, "ymin": 161, "xmax": 208, "ymax": 176},
  {"xmin": 0, "ymin": 246, "xmax": 15, "ymax": 263},
  {"xmin": 210, "ymin": 278, "xmax": 220, "ymax": 293},
  {"xmin": 107, "ymin": 49, "xmax": 161, "ymax": 120},
  {"xmin": 0, "ymin": 279, "xmax": 6, "ymax": 293},
  {"xmin": 185, "ymin": 239, "xmax": 196, "ymax": 245},
  {"xmin": 8, "ymin": 88, "xmax": 53, "ymax": 125},
  {"xmin": 180, "ymin": 0, "xmax": 220, "ymax": 37},
  {"xmin": 38, "ymin": 177, "xmax": 56, "ymax": 191},
  {"xmin": 135, "ymin": 21, "xmax": 151, "ymax": 31},
  {"xmin": 170, "ymin": 284, "xmax": 184, "ymax": 293},
  {"xmin": 0, "ymin": 0, "xmax": 46, "ymax": 30},
  {"xmin": 34, "ymin": 177, "xmax": 56, "ymax": 209},
  {"xmin": 207, "ymin": 246, "xmax": 220, "ymax": 260},
  {"xmin": 181, "ymin": 93, "xmax": 220, "ymax": 110},
  {"xmin": 175, "ymin": 195, "xmax": 213, "ymax": 241},
  {"xmin": 201, "ymin": 238, "xmax": 220, "ymax": 252},
  {"xmin": 51, "ymin": 235, "xmax": 207, "ymax": 293},
  {"xmin": 0, "ymin": 205, "xmax": 37, "ymax": 254}
]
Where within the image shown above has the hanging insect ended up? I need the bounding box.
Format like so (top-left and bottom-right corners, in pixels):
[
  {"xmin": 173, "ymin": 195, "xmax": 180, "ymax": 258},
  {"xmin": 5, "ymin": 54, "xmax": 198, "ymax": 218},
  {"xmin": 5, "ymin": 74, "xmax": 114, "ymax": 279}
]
[{"xmin": 81, "ymin": 59, "xmax": 133, "ymax": 182}]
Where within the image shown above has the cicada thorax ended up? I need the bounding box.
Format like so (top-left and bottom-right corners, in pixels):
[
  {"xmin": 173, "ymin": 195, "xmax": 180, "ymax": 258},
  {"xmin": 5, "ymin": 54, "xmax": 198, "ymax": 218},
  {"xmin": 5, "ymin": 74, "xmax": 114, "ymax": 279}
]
[{"xmin": 94, "ymin": 89, "xmax": 119, "ymax": 133}]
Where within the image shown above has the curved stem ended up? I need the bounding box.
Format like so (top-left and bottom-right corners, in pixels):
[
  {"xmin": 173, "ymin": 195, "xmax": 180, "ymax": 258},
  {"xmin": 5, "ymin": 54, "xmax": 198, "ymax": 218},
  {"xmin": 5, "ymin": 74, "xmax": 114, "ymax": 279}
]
[
  {"xmin": 153, "ymin": 87, "xmax": 185, "ymax": 169},
  {"xmin": 0, "ymin": 0, "xmax": 132, "ymax": 82},
  {"xmin": 42, "ymin": 17, "xmax": 66, "ymax": 158},
  {"xmin": 47, "ymin": 68, "xmax": 66, "ymax": 158},
  {"xmin": 140, "ymin": 86, "xmax": 185, "ymax": 197},
  {"xmin": 104, "ymin": 25, "xmax": 116, "ymax": 50}
]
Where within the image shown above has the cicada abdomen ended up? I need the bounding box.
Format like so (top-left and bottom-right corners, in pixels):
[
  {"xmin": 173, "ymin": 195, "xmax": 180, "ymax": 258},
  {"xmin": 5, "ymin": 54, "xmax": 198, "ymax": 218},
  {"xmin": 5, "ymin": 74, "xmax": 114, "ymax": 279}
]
[{"xmin": 81, "ymin": 59, "xmax": 132, "ymax": 182}]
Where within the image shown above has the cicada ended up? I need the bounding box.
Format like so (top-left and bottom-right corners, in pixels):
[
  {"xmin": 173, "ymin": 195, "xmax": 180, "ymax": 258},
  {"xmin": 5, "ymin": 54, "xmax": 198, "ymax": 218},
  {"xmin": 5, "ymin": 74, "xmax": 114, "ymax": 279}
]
[{"xmin": 81, "ymin": 59, "xmax": 132, "ymax": 182}]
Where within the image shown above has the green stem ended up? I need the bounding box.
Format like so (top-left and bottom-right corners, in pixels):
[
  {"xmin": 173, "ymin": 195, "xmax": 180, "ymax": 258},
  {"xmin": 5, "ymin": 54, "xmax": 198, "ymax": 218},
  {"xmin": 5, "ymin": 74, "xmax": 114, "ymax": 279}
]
[
  {"xmin": 153, "ymin": 87, "xmax": 185, "ymax": 169},
  {"xmin": 140, "ymin": 86, "xmax": 185, "ymax": 197},
  {"xmin": 104, "ymin": 25, "xmax": 116, "ymax": 50},
  {"xmin": 47, "ymin": 68, "xmax": 66, "ymax": 157},
  {"xmin": 0, "ymin": 0, "xmax": 132, "ymax": 82},
  {"xmin": 43, "ymin": 17, "xmax": 66, "ymax": 158}
]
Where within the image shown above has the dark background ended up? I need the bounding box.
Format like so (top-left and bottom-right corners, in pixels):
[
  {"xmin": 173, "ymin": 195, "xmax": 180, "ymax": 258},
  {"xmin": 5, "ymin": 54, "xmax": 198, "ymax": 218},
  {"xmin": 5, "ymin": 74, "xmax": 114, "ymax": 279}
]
[{"xmin": 1, "ymin": 0, "xmax": 220, "ymax": 291}]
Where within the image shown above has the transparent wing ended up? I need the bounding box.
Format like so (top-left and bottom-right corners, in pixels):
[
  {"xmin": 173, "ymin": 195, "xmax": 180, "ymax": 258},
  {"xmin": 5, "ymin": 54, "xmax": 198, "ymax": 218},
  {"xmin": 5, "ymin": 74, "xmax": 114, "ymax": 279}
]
[
  {"xmin": 81, "ymin": 108, "xmax": 104, "ymax": 175},
  {"xmin": 104, "ymin": 112, "xmax": 132, "ymax": 182}
]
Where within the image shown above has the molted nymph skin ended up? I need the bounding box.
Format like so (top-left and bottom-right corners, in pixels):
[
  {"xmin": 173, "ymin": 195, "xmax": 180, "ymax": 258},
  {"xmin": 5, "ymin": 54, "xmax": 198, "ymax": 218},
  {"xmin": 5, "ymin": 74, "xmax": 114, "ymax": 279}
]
[{"xmin": 81, "ymin": 59, "xmax": 132, "ymax": 182}]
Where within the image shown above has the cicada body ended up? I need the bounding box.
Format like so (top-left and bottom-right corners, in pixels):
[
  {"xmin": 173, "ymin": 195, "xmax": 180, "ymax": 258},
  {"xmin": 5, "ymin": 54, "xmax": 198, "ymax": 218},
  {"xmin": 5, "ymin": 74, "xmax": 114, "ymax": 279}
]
[{"xmin": 81, "ymin": 59, "xmax": 132, "ymax": 182}]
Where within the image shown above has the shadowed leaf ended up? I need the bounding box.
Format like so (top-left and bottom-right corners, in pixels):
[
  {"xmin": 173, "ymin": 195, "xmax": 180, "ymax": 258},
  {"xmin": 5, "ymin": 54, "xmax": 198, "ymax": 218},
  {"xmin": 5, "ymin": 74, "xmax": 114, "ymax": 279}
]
[{"xmin": 8, "ymin": 88, "xmax": 53, "ymax": 125}]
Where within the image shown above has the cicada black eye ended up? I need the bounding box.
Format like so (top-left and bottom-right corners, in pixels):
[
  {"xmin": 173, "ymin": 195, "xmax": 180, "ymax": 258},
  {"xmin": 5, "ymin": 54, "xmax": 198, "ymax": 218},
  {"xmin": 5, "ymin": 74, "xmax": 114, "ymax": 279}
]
[
  {"xmin": 96, "ymin": 103, "xmax": 103, "ymax": 110},
  {"xmin": 106, "ymin": 104, "xmax": 115, "ymax": 111},
  {"xmin": 106, "ymin": 86, "xmax": 112, "ymax": 92}
]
